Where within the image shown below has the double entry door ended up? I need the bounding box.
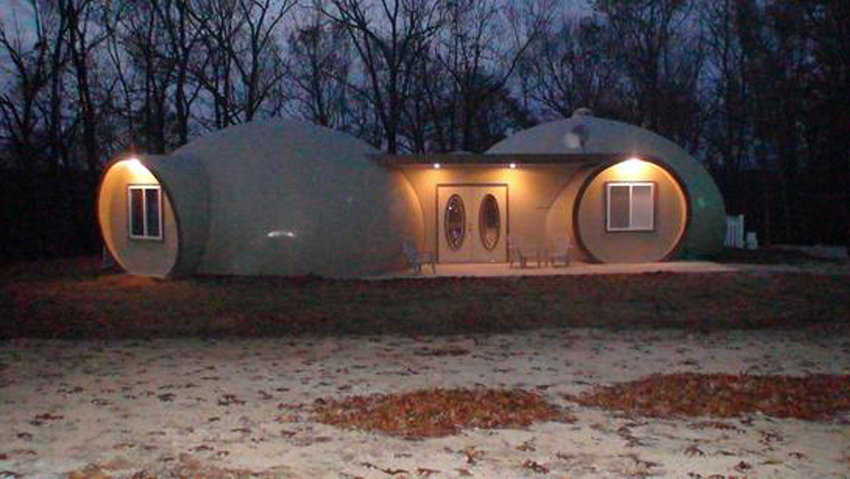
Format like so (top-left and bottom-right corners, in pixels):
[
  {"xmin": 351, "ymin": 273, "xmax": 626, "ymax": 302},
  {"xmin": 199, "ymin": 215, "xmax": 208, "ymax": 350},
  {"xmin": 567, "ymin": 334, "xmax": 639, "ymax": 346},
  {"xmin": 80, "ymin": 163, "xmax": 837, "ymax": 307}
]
[{"xmin": 437, "ymin": 184, "xmax": 507, "ymax": 263}]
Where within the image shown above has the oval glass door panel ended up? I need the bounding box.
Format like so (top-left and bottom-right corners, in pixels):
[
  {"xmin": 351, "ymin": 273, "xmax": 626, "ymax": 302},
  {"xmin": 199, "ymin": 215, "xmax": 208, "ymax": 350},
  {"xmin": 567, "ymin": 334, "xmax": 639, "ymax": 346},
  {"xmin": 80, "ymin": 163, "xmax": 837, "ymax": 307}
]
[
  {"xmin": 444, "ymin": 194, "xmax": 466, "ymax": 250},
  {"xmin": 479, "ymin": 194, "xmax": 500, "ymax": 250}
]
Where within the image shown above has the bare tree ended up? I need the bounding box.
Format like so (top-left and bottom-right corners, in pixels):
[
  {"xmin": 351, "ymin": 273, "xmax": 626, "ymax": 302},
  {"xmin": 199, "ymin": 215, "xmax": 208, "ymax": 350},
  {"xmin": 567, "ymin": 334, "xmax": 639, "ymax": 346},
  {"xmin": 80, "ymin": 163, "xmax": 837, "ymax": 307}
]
[
  {"xmin": 287, "ymin": 4, "xmax": 352, "ymax": 129},
  {"xmin": 192, "ymin": 0, "xmax": 295, "ymax": 126},
  {"xmin": 0, "ymin": 5, "xmax": 50, "ymax": 170},
  {"xmin": 152, "ymin": 0, "xmax": 206, "ymax": 145},
  {"xmin": 63, "ymin": 0, "xmax": 111, "ymax": 171},
  {"xmin": 593, "ymin": 0, "xmax": 704, "ymax": 150},
  {"xmin": 432, "ymin": 0, "xmax": 550, "ymax": 151},
  {"xmin": 798, "ymin": 0, "xmax": 850, "ymax": 248},
  {"xmin": 519, "ymin": 16, "xmax": 624, "ymax": 120},
  {"xmin": 319, "ymin": 0, "xmax": 444, "ymax": 153}
]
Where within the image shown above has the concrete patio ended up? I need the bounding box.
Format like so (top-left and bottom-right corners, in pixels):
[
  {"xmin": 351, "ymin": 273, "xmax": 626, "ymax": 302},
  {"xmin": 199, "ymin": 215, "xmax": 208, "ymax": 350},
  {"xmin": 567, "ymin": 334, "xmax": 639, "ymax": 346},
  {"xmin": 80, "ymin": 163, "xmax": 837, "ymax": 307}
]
[{"xmin": 378, "ymin": 260, "xmax": 784, "ymax": 279}]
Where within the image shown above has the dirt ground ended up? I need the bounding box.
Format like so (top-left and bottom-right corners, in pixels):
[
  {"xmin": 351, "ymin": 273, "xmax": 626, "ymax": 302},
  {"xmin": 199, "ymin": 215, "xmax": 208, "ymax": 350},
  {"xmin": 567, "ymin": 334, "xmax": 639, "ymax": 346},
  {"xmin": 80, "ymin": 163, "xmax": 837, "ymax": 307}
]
[{"xmin": 2, "ymin": 328, "xmax": 850, "ymax": 478}]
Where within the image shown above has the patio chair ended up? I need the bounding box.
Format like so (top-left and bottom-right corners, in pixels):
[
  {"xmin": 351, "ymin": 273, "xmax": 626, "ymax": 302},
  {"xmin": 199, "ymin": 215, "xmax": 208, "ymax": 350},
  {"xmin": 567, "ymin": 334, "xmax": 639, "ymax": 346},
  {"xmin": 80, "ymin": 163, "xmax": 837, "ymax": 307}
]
[
  {"xmin": 548, "ymin": 237, "xmax": 572, "ymax": 267},
  {"xmin": 507, "ymin": 235, "xmax": 528, "ymax": 268},
  {"xmin": 402, "ymin": 239, "xmax": 436, "ymax": 274}
]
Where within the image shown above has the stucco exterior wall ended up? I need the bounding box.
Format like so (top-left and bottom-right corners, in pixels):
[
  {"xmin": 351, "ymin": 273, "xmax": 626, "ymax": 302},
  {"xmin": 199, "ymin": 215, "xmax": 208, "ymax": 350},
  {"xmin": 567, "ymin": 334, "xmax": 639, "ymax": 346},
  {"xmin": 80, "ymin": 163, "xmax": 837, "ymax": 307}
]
[
  {"xmin": 400, "ymin": 165, "xmax": 583, "ymax": 257},
  {"xmin": 97, "ymin": 158, "xmax": 178, "ymax": 277},
  {"xmin": 575, "ymin": 161, "xmax": 687, "ymax": 263},
  {"xmin": 544, "ymin": 166, "xmax": 595, "ymax": 262}
]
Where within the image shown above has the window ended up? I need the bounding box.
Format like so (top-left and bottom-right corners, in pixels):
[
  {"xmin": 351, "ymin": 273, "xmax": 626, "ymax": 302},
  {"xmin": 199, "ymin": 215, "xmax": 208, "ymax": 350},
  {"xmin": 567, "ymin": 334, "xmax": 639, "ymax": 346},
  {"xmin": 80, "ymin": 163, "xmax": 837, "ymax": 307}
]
[
  {"xmin": 606, "ymin": 182, "xmax": 654, "ymax": 232},
  {"xmin": 444, "ymin": 194, "xmax": 466, "ymax": 250},
  {"xmin": 128, "ymin": 185, "xmax": 162, "ymax": 240},
  {"xmin": 478, "ymin": 194, "xmax": 500, "ymax": 250}
]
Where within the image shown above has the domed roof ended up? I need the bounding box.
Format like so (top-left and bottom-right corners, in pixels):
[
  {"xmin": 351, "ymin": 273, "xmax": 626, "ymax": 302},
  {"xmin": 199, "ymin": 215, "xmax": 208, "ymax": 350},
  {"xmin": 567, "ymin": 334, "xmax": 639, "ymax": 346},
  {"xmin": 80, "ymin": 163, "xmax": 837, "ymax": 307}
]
[
  {"xmin": 143, "ymin": 119, "xmax": 422, "ymax": 276},
  {"xmin": 171, "ymin": 120, "xmax": 378, "ymax": 167},
  {"xmin": 488, "ymin": 113, "xmax": 688, "ymax": 160}
]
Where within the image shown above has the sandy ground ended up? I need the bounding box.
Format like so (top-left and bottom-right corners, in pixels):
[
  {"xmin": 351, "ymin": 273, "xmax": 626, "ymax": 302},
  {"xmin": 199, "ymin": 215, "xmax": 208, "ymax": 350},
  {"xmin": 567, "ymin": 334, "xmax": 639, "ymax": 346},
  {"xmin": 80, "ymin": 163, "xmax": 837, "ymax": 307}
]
[{"xmin": 2, "ymin": 329, "xmax": 850, "ymax": 478}]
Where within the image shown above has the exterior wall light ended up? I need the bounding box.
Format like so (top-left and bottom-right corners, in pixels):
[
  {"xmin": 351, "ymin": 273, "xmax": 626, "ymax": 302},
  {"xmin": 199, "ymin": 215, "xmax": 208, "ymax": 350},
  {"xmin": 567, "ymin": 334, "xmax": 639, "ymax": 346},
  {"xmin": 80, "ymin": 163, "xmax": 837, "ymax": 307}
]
[
  {"xmin": 124, "ymin": 156, "xmax": 149, "ymax": 177},
  {"xmin": 433, "ymin": 163, "xmax": 441, "ymax": 169},
  {"xmin": 509, "ymin": 163, "xmax": 517, "ymax": 169},
  {"xmin": 616, "ymin": 157, "xmax": 649, "ymax": 177}
]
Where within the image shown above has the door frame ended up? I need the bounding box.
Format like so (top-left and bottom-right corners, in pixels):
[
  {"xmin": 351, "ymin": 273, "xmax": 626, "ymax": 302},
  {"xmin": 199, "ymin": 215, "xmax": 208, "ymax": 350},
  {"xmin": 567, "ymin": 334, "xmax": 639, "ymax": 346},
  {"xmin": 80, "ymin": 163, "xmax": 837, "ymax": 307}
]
[{"xmin": 435, "ymin": 183, "xmax": 510, "ymax": 263}]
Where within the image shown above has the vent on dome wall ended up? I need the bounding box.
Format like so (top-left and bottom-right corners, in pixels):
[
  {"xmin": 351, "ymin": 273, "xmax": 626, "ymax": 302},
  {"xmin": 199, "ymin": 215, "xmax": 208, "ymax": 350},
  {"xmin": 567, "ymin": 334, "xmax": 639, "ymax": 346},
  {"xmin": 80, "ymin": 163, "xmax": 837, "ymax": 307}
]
[
  {"xmin": 565, "ymin": 124, "xmax": 589, "ymax": 149},
  {"xmin": 565, "ymin": 108, "xmax": 592, "ymax": 150},
  {"xmin": 564, "ymin": 107, "xmax": 593, "ymax": 150}
]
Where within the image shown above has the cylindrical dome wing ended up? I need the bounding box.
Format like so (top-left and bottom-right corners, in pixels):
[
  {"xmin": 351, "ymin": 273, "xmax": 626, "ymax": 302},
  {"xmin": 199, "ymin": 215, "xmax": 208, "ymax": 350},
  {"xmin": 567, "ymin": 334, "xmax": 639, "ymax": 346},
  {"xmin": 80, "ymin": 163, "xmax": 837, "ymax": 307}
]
[{"xmin": 489, "ymin": 115, "xmax": 725, "ymax": 259}]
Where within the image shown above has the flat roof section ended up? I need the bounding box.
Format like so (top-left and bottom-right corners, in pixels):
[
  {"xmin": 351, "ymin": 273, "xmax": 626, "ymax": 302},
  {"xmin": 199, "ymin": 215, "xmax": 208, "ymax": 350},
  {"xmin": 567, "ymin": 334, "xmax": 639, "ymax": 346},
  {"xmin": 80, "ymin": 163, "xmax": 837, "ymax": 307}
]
[{"xmin": 371, "ymin": 153, "xmax": 627, "ymax": 168}]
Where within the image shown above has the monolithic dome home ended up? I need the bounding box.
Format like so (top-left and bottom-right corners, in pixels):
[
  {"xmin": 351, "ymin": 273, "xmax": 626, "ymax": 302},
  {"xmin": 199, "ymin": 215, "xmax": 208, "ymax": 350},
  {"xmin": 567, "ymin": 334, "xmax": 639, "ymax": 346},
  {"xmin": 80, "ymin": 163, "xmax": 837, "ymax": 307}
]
[{"xmin": 97, "ymin": 110, "xmax": 725, "ymax": 277}]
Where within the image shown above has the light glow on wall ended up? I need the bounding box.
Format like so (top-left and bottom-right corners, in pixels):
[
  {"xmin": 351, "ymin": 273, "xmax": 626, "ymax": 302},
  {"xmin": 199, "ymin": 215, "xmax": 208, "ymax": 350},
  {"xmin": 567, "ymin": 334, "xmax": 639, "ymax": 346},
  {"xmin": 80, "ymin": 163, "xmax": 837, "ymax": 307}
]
[
  {"xmin": 121, "ymin": 156, "xmax": 158, "ymax": 183},
  {"xmin": 433, "ymin": 163, "xmax": 441, "ymax": 169},
  {"xmin": 125, "ymin": 157, "xmax": 146, "ymax": 174},
  {"xmin": 613, "ymin": 158, "xmax": 650, "ymax": 178},
  {"xmin": 509, "ymin": 162, "xmax": 517, "ymax": 169}
]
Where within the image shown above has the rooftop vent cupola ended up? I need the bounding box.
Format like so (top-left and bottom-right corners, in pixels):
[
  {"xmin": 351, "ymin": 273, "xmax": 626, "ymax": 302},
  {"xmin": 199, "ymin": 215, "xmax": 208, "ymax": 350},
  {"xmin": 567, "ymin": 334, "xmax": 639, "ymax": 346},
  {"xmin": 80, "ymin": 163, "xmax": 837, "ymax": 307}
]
[
  {"xmin": 571, "ymin": 107, "xmax": 594, "ymax": 118},
  {"xmin": 565, "ymin": 108, "xmax": 593, "ymax": 150}
]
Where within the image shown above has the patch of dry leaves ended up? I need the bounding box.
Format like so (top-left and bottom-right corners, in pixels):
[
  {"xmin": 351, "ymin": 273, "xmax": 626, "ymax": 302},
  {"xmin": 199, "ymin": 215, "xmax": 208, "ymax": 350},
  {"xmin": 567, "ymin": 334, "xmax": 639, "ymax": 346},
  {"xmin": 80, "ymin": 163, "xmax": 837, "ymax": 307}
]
[
  {"xmin": 566, "ymin": 373, "xmax": 850, "ymax": 420},
  {"xmin": 313, "ymin": 388, "xmax": 573, "ymax": 438}
]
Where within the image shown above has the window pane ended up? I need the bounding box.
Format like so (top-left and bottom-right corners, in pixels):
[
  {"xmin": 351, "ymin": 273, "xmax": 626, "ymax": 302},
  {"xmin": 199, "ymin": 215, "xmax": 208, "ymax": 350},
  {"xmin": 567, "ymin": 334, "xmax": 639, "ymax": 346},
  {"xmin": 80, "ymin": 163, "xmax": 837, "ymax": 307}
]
[
  {"xmin": 608, "ymin": 185, "xmax": 630, "ymax": 229},
  {"xmin": 444, "ymin": 194, "xmax": 466, "ymax": 250},
  {"xmin": 632, "ymin": 184, "xmax": 653, "ymax": 230},
  {"xmin": 478, "ymin": 194, "xmax": 500, "ymax": 250},
  {"xmin": 130, "ymin": 189, "xmax": 144, "ymax": 236},
  {"xmin": 145, "ymin": 188, "xmax": 161, "ymax": 238}
]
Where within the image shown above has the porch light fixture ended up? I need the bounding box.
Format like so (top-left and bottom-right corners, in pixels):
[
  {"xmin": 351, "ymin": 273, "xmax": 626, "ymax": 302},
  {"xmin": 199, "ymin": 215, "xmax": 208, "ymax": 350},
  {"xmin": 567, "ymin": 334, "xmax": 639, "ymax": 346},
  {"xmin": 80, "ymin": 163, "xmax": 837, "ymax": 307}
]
[
  {"xmin": 124, "ymin": 156, "xmax": 148, "ymax": 176},
  {"xmin": 433, "ymin": 163, "xmax": 441, "ymax": 169},
  {"xmin": 126, "ymin": 156, "xmax": 142, "ymax": 169},
  {"xmin": 509, "ymin": 163, "xmax": 517, "ymax": 169},
  {"xmin": 617, "ymin": 157, "xmax": 649, "ymax": 176}
]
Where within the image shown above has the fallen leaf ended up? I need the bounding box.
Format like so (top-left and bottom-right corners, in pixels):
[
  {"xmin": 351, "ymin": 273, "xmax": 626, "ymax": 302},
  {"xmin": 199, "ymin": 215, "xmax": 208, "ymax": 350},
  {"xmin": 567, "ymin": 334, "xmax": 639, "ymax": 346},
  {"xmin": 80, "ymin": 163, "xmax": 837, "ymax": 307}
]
[
  {"xmin": 217, "ymin": 394, "xmax": 245, "ymax": 406},
  {"xmin": 684, "ymin": 445, "xmax": 705, "ymax": 457},
  {"xmin": 564, "ymin": 373, "xmax": 850, "ymax": 420},
  {"xmin": 360, "ymin": 462, "xmax": 407, "ymax": 475},
  {"xmin": 516, "ymin": 440, "xmax": 536, "ymax": 452},
  {"xmin": 314, "ymin": 388, "xmax": 572, "ymax": 438},
  {"xmin": 522, "ymin": 460, "xmax": 549, "ymax": 474},
  {"xmin": 30, "ymin": 413, "xmax": 63, "ymax": 426}
]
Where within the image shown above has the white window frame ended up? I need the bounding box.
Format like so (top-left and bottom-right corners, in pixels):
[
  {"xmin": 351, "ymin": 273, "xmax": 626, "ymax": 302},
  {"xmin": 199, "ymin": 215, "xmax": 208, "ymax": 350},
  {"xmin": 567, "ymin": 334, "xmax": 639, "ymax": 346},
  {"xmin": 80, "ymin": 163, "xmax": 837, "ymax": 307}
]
[
  {"xmin": 128, "ymin": 184, "xmax": 163, "ymax": 240},
  {"xmin": 606, "ymin": 181, "xmax": 655, "ymax": 232}
]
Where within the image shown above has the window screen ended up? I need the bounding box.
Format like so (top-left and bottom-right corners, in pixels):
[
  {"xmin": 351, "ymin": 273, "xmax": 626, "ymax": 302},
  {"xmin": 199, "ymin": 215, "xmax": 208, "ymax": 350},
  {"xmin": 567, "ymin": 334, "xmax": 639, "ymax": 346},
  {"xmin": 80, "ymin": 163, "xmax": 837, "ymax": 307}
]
[
  {"xmin": 130, "ymin": 188, "xmax": 145, "ymax": 237},
  {"xmin": 631, "ymin": 184, "xmax": 654, "ymax": 230},
  {"xmin": 608, "ymin": 185, "xmax": 630, "ymax": 230},
  {"xmin": 128, "ymin": 185, "xmax": 162, "ymax": 239},
  {"xmin": 606, "ymin": 182, "xmax": 654, "ymax": 231},
  {"xmin": 145, "ymin": 188, "xmax": 161, "ymax": 238}
]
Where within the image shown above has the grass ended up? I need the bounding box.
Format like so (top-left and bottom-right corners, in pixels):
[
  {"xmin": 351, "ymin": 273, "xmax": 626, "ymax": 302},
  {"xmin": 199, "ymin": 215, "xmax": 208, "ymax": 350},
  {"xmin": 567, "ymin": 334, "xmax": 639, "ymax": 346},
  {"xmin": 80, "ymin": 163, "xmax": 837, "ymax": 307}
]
[
  {"xmin": 711, "ymin": 245, "xmax": 848, "ymax": 265},
  {"xmin": 1, "ymin": 255, "xmax": 849, "ymax": 339}
]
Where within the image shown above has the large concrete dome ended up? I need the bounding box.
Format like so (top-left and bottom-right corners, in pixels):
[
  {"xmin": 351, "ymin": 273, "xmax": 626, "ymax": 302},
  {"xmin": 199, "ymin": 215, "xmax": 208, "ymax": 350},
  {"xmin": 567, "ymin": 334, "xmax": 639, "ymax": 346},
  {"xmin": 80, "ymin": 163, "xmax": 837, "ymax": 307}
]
[
  {"xmin": 100, "ymin": 120, "xmax": 423, "ymax": 277},
  {"xmin": 489, "ymin": 113, "xmax": 725, "ymax": 260}
]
